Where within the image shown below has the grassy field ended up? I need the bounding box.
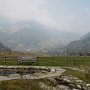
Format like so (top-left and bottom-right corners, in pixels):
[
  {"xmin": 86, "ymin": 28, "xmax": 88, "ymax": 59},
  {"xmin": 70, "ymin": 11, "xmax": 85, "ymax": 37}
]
[
  {"xmin": 0, "ymin": 56, "xmax": 90, "ymax": 67},
  {"xmin": 0, "ymin": 56, "xmax": 89, "ymax": 90},
  {"xmin": 36, "ymin": 56, "xmax": 90, "ymax": 66}
]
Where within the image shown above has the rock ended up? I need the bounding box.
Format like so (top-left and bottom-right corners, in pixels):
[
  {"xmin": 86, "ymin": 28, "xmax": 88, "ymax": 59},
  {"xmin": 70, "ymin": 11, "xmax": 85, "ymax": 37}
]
[
  {"xmin": 72, "ymin": 89, "xmax": 79, "ymax": 90},
  {"xmin": 55, "ymin": 74, "xmax": 90, "ymax": 90},
  {"xmin": 61, "ymin": 76, "xmax": 66, "ymax": 79},
  {"xmin": 75, "ymin": 80, "xmax": 83, "ymax": 83},
  {"xmin": 41, "ymin": 70, "xmax": 47, "ymax": 73},
  {"xmin": 82, "ymin": 86, "xmax": 87, "ymax": 90},
  {"xmin": 72, "ymin": 77, "xmax": 79, "ymax": 80},
  {"xmin": 47, "ymin": 77, "xmax": 57, "ymax": 85},
  {"xmin": 51, "ymin": 69, "xmax": 56, "ymax": 72},
  {"xmin": 76, "ymin": 85, "xmax": 82, "ymax": 89},
  {"xmin": 68, "ymin": 84, "xmax": 76, "ymax": 88},
  {"xmin": 55, "ymin": 77, "xmax": 63, "ymax": 84},
  {"xmin": 57, "ymin": 85, "xmax": 70, "ymax": 90},
  {"xmin": 9, "ymin": 74, "xmax": 21, "ymax": 78},
  {"xmin": 63, "ymin": 79, "xmax": 71, "ymax": 83},
  {"xmin": 87, "ymin": 87, "xmax": 90, "ymax": 90},
  {"xmin": 86, "ymin": 84, "xmax": 90, "ymax": 87}
]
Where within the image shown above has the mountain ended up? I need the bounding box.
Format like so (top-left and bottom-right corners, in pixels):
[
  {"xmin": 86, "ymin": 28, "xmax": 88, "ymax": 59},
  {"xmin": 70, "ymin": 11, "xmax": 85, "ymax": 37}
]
[
  {"xmin": 0, "ymin": 17, "xmax": 81, "ymax": 51},
  {"xmin": 63, "ymin": 32, "xmax": 90, "ymax": 55},
  {"xmin": 0, "ymin": 42, "xmax": 10, "ymax": 52}
]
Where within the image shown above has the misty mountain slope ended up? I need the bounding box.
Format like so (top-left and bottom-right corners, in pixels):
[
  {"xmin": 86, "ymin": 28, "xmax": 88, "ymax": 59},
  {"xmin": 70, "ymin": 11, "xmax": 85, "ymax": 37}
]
[
  {"xmin": 0, "ymin": 42, "xmax": 10, "ymax": 52},
  {"xmin": 7, "ymin": 21, "xmax": 62, "ymax": 50},
  {"xmin": 0, "ymin": 17, "xmax": 81, "ymax": 51},
  {"xmin": 64, "ymin": 32, "xmax": 90, "ymax": 53},
  {"xmin": 80, "ymin": 32, "xmax": 90, "ymax": 40},
  {"xmin": 10, "ymin": 21, "xmax": 55, "ymax": 41}
]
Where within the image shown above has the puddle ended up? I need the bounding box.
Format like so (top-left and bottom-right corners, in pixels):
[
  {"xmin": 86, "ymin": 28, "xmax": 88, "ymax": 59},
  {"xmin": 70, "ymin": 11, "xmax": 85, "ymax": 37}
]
[
  {"xmin": 0, "ymin": 66, "xmax": 65, "ymax": 81},
  {"xmin": 0, "ymin": 68, "xmax": 50, "ymax": 77}
]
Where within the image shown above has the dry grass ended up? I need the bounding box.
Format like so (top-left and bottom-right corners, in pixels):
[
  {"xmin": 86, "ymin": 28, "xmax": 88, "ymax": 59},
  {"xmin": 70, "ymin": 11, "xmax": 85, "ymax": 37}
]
[{"xmin": 0, "ymin": 79, "xmax": 44, "ymax": 90}]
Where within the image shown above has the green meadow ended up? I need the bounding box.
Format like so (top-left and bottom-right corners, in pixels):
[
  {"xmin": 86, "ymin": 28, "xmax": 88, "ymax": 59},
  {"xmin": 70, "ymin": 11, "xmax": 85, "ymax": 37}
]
[{"xmin": 0, "ymin": 56, "xmax": 90, "ymax": 67}]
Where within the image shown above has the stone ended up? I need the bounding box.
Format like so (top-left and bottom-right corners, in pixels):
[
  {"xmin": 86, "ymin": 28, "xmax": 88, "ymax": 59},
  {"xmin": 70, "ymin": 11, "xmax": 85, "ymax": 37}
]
[
  {"xmin": 68, "ymin": 84, "xmax": 76, "ymax": 88},
  {"xmin": 51, "ymin": 69, "xmax": 56, "ymax": 72},
  {"xmin": 75, "ymin": 80, "xmax": 83, "ymax": 83},
  {"xmin": 72, "ymin": 89, "xmax": 79, "ymax": 90},
  {"xmin": 76, "ymin": 85, "xmax": 82, "ymax": 89},
  {"xmin": 9, "ymin": 74, "xmax": 21, "ymax": 78},
  {"xmin": 63, "ymin": 78, "xmax": 71, "ymax": 83},
  {"xmin": 47, "ymin": 77, "xmax": 57, "ymax": 85},
  {"xmin": 86, "ymin": 84, "xmax": 90, "ymax": 87},
  {"xmin": 57, "ymin": 85, "xmax": 70, "ymax": 90},
  {"xmin": 82, "ymin": 86, "xmax": 87, "ymax": 90}
]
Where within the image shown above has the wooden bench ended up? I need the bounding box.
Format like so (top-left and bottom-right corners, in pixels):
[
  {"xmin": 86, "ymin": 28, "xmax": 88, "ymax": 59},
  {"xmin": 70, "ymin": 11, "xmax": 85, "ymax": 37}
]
[{"xmin": 18, "ymin": 57, "xmax": 37, "ymax": 64}]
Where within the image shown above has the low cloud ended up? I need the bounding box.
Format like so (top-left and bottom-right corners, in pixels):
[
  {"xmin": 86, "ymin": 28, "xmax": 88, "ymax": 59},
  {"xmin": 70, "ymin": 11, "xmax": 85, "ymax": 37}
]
[{"xmin": 0, "ymin": 0, "xmax": 90, "ymax": 34}]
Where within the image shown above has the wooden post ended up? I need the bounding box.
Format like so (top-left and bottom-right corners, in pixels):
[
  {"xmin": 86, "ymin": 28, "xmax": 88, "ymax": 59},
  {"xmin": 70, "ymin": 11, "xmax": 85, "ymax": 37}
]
[
  {"xmin": 4, "ymin": 57, "xmax": 7, "ymax": 63},
  {"xmin": 52, "ymin": 52, "xmax": 54, "ymax": 66},
  {"xmin": 74, "ymin": 56, "xmax": 76, "ymax": 66},
  {"xmin": 66, "ymin": 48, "xmax": 69, "ymax": 66}
]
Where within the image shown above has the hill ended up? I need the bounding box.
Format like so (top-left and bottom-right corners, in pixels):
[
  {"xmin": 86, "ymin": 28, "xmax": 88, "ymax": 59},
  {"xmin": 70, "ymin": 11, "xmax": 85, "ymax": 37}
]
[
  {"xmin": 0, "ymin": 16, "xmax": 81, "ymax": 51},
  {"xmin": 0, "ymin": 42, "xmax": 10, "ymax": 52},
  {"xmin": 63, "ymin": 32, "xmax": 90, "ymax": 55}
]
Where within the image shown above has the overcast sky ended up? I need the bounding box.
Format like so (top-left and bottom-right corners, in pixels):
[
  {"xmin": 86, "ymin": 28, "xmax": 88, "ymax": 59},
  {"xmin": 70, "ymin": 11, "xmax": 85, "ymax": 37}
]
[{"xmin": 0, "ymin": 0, "xmax": 90, "ymax": 34}]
